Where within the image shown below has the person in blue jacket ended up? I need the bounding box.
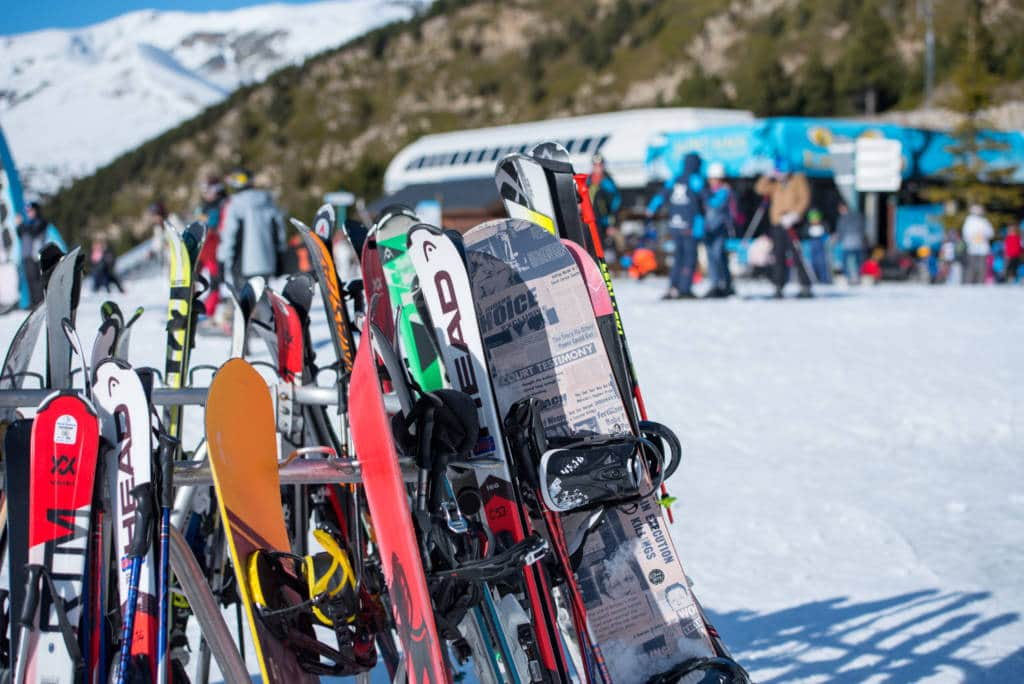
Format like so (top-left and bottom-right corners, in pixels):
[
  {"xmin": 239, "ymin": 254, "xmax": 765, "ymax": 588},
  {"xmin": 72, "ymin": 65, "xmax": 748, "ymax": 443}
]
[
  {"xmin": 586, "ymin": 153, "xmax": 623, "ymax": 255},
  {"xmin": 703, "ymin": 161, "xmax": 735, "ymax": 297},
  {"xmin": 647, "ymin": 152, "xmax": 705, "ymax": 299}
]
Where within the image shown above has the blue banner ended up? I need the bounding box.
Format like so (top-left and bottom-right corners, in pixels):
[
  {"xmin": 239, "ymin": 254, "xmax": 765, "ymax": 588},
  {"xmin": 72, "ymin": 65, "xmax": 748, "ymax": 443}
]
[
  {"xmin": 894, "ymin": 204, "xmax": 945, "ymax": 250},
  {"xmin": 647, "ymin": 117, "xmax": 1024, "ymax": 183}
]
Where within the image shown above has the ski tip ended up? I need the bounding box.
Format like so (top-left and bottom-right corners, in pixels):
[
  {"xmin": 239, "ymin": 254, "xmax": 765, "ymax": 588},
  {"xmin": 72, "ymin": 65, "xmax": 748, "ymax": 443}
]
[
  {"xmin": 289, "ymin": 216, "xmax": 312, "ymax": 232},
  {"xmin": 531, "ymin": 140, "xmax": 572, "ymax": 164},
  {"xmin": 313, "ymin": 203, "xmax": 336, "ymax": 241}
]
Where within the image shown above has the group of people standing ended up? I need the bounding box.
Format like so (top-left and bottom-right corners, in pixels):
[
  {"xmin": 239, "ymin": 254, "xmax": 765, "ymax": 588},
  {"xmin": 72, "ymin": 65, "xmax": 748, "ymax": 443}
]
[
  {"xmin": 589, "ymin": 152, "xmax": 870, "ymax": 300},
  {"xmin": 645, "ymin": 153, "xmax": 740, "ymax": 299},
  {"xmin": 933, "ymin": 207, "xmax": 1022, "ymax": 284}
]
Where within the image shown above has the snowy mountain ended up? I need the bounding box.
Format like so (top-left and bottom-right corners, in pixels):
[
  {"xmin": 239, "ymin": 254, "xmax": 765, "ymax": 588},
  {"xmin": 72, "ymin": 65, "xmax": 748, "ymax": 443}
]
[{"xmin": 0, "ymin": 0, "xmax": 415, "ymax": 195}]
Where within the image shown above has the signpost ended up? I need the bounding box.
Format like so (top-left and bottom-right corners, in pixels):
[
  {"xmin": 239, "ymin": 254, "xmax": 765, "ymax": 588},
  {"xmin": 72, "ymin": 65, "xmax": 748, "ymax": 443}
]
[{"xmin": 854, "ymin": 138, "xmax": 903, "ymax": 248}]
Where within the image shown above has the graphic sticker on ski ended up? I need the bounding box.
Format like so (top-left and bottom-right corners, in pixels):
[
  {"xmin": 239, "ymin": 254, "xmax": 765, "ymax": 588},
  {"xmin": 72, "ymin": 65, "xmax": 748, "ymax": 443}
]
[{"xmin": 465, "ymin": 219, "xmax": 715, "ymax": 683}]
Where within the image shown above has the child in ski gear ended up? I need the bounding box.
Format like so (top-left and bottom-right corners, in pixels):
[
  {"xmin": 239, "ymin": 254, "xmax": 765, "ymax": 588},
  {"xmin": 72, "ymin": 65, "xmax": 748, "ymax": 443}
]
[
  {"xmin": 217, "ymin": 169, "xmax": 287, "ymax": 288},
  {"xmin": 647, "ymin": 152, "xmax": 705, "ymax": 299},
  {"xmin": 90, "ymin": 238, "xmax": 125, "ymax": 293},
  {"xmin": 703, "ymin": 161, "xmax": 734, "ymax": 297},
  {"xmin": 586, "ymin": 153, "xmax": 623, "ymax": 259},
  {"xmin": 1004, "ymin": 223, "xmax": 1021, "ymax": 283},
  {"xmin": 195, "ymin": 175, "xmax": 227, "ymax": 316},
  {"xmin": 962, "ymin": 204, "xmax": 993, "ymax": 284},
  {"xmin": 806, "ymin": 208, "xmax": 831, "ymax": 284},
  {"xmin": 754, "ymin": 160, "xmax": 812, "ymax": 298}
]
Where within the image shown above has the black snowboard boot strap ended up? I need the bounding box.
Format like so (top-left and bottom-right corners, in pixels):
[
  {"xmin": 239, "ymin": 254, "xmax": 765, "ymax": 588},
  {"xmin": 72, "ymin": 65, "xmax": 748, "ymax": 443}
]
[{"xmin": 646, "ymin": 656, "xmax": 751, "ymax": 684}]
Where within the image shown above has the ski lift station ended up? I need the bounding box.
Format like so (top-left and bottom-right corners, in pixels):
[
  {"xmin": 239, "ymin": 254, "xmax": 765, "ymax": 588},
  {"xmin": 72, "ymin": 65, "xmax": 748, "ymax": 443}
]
[{"xmin": 375, "ymin": 107, "xmax": 755, "ymax": 227}]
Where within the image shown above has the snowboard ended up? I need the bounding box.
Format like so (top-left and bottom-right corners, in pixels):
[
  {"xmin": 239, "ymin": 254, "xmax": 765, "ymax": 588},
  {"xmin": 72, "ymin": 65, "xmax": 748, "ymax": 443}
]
[
  {"xmin": 465, "ymin": 219, "xmax": 715, "ymax": 683},
  {"xmin": 19, "ymin": 390, "xmax": 100, "ymax": 683},
  {"xmin": 92, "ymin": 359, "xmax": 159, "ymax": 679},
  {"xmin": 2, "ymin": 419, "xmax": 32, "ymax": 667},
  {"xmin": 406, "ymin": 223, "xmax": 575, "ymax": 682},
  {"xmin": 205, "ymin": 358, "xmax": 318, "ymax": 684},
  {"xmin": 348, "ymin": 327, "xmax": 450, "ymax": 684}
]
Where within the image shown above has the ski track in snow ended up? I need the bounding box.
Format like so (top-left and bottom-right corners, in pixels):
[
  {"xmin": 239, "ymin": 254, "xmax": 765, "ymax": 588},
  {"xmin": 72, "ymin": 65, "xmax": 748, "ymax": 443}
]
[{"xmin": 1, "ymin": 272, "xmax": 1021, "ymax": 683}]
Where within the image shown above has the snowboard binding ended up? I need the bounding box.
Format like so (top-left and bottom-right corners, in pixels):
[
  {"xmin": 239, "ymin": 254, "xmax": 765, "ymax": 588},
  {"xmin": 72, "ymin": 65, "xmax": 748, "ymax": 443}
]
[
  {"xmin": 247, "ymin": 528, "xmax": 377, "ymax": 676},
  {"xmin": 505, "ymin": 397, "xmax": 672, "ymax": 513}
]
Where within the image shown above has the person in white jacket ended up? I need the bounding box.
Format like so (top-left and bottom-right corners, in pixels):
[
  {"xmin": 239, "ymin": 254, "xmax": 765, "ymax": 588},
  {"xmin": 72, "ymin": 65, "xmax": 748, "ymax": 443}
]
[{"xmin": 961, "ymin": 204, "xmax": 994, "ymax": 284}]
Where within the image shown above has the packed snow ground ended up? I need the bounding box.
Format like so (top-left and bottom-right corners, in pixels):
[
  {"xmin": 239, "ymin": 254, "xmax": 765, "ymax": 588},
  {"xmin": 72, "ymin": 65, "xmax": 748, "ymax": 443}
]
[{"xmin": 1, "ymin": 271, "xmax": 1021, "ymax": 683}]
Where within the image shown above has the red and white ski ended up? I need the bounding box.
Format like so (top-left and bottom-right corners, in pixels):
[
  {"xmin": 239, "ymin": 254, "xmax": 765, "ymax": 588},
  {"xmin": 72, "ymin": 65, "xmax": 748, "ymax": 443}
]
[{"xmin": 17, "ymin": 391, "xmax": 100, "ymax": 683}]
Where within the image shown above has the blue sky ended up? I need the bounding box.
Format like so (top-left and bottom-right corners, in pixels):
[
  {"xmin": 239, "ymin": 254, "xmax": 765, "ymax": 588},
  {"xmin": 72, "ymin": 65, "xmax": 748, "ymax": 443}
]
[{"xmin": 1, "ymin": 0, "xmax": 326, "ymax": 35}]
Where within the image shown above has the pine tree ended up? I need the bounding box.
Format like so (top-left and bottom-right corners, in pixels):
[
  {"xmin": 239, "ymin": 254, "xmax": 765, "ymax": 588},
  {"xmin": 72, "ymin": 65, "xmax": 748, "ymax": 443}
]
[
  {"xmin": 921, "ymin": 6, "xmax": 1022, "ymax": 232},
  {"xmin": 834, "ymin": 1, "xmax": 904, "ymax": 114}
]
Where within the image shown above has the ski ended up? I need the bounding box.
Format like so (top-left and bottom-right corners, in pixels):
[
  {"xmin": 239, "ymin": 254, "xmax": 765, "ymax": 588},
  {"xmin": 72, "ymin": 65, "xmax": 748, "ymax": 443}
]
[
  {"xmin": 292, "ymin": 217, "xmax": 357, "ymax": 382},
  {"xmin": 92, "ymin": 359, "xmax": 159, "ymax": 682},
  {"xmin": 162, "ymin": 220, "xmax": 206, "ymax": 440},
  {"xmin": 17, "ymin": 390, "xmax": 100, "ymax": 683},
  {"xmin": 43, "ymin": 248, "xmax": 83, "ymax": 390},
  {"xmin": 372, "ymin": 207, "xmax": 444, "ymax": 389}
]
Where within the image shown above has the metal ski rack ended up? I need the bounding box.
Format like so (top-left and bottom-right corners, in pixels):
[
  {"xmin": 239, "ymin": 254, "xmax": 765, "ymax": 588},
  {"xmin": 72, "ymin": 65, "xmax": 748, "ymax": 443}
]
[{"xmin": 168, "ymin": 526, "xmax": 250, "ymax": 684}]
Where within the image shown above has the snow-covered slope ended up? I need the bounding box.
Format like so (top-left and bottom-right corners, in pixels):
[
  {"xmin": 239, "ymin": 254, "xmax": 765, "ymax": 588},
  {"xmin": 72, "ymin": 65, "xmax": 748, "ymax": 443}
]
[
  {"xmin": 1, "ymin": 275, "xmax": 1021, "ymax": 682},
  {"xmin": 0, "ymin": 1, "xmax": 414, "ymax": 195}
]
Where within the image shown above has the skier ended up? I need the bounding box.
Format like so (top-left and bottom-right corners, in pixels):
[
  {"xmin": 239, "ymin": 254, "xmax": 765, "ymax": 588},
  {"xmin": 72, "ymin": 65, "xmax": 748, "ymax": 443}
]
[
  {"xmin": 1003, "ymin": 222, "xmax": 1021, "ymax": 284},
  {"xmin": 217, "ymin": 168, "xmax": 286, "ymax": 289},
  {"xmin": 16, "ymin": 201, "xmax": 57, "ymax": 306},
  {"xmin": 754, "ymin": 160, "xmax": 813, "ymax": 298},
  {"xmin": 835, "ymin": 199, "xmax": 866, "ymax": 285},
  {"xmin": 806, "ymin": 208, "xmax": 831, "ymax": 284},
  {"xmin": 703, "ymin": 161, "xmax": 735, "ymax": 298},
  {"xmin": 194, "ymin": 175, "xmax": 227, "ymax": 319},
  {"xmin": 961, "ymin": 204, "xmax": 993, "ymax": 284},
  {"xmin": 647, "ymin": 152, "xmax": 705, "ymax": 300},
  {"xmin": 586, "ymin": 153, "xmax": 623, "ymax": 261}
]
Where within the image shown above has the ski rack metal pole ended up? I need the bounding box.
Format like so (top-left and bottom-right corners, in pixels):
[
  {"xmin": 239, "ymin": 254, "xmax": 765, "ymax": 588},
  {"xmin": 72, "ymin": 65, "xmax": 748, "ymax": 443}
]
[
  {"xmin": 168, "ymin": 526, "xmax": 250, "ymax": 684},
  {"xmin": 0, "ymin": 383, "xmax": 399, "ymax": 412},
  {"xmin": 173, "ymin": 454, "xmax": 418, "ymax": 486}
]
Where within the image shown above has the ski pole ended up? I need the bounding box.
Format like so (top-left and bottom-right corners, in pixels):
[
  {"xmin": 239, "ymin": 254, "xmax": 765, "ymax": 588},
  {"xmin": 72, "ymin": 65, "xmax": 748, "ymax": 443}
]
[
  {"xmin": 117, "ymin": 482, "xmax": 155, "ymax": 684},
  {"xmin": 156, "ymin": 433, "xmax": 179, "ymax": 684},
  {"xmin": 13, "ymin": 564, "xmax": 42, "ymax": 684}
]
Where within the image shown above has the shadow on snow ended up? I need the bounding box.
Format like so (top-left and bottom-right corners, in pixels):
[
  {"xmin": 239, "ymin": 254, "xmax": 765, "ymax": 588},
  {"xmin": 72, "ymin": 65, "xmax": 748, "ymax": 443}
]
[{"xmin": 709, "ymin": 589, "xmax": 1023, "ymax": 682}]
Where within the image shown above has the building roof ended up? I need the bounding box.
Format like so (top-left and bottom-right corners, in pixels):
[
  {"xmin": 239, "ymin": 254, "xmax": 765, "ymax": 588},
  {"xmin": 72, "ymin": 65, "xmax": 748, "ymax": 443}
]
[
  {"xmin": 382, "ymin": 107, "xmax": 754, "ymax": 193},
  {"xmin": 367, "ymin": 177, "xmax": 501, "ymax": 216}
]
